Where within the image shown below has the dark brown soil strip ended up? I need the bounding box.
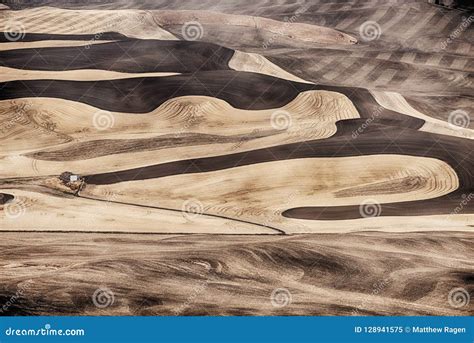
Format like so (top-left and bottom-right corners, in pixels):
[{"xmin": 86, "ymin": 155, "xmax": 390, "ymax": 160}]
[
  {"xmin": 0, "ymin": 40, "xmax": 235, "ymax": 73},
  {"xmin": 282, "ymin": 190, "xmax": 473, "ymax": 220},
  {"xmin": 0, "ymin": 71, "xmax": 315, "ymax": 112},
  {"xmin": 0, "ymin": 32, "xmax": 128, "ymax": 42},
  {"xmin": 312, "ymin": 85, "xmax": 425, "ymax": 130}
]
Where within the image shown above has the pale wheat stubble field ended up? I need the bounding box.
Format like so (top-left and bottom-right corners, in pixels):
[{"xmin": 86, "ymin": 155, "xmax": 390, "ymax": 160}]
[{"xmin": 0, "ymin": 0, "xmax": 472, "ymax": 315}]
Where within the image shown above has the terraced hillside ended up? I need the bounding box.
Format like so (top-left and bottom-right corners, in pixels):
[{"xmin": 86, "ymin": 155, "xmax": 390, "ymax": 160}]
[{"xmin": 0, "ymin": 1, "xmax": 472, "ymax": 315}]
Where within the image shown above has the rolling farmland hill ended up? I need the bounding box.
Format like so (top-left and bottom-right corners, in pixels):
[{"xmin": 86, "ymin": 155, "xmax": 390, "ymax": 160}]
[{"xmin": 0, "ymin": 0, "xmax": 472, "ymax": 315}]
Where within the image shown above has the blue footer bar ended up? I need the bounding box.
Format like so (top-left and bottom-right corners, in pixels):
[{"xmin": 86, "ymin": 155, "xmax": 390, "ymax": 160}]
[{"xmin": 0, "ymin": 316, "xmax": 472, "ymax": 343}]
